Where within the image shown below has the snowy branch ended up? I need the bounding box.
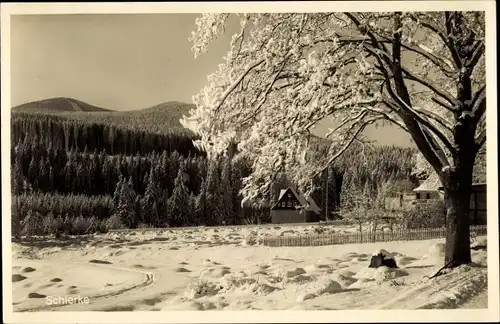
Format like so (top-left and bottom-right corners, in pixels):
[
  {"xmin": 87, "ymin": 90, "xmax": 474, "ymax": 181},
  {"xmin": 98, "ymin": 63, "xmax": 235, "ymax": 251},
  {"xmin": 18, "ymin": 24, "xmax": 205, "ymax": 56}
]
[{"xmin": 214, "ymin": 58, "xmax": 265, "ymax": 114}]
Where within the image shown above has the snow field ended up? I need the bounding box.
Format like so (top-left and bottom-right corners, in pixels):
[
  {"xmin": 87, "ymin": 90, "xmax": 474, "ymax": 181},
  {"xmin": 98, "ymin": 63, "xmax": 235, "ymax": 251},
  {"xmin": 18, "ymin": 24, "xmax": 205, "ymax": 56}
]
[{"xmin": 11, "ymin": 225, "xmax": 488, "ymax": 311}]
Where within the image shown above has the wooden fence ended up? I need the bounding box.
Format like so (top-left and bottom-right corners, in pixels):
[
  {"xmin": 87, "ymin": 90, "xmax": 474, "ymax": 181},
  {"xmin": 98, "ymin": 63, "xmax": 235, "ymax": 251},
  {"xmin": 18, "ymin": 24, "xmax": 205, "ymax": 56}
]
[{"xmin": 261, "ymin": 225, "xmax": 487, "ymax": 247}]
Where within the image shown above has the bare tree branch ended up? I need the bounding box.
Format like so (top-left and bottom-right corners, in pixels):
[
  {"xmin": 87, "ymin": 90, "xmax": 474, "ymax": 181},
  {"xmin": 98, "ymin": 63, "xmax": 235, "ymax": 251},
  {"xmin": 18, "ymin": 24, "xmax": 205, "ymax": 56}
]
[
  {"xmin": 399, "ymin": 42, "xmax": 455, "ymax": 76},
  {"xmin": 471, "ymin": 85, "xmax": 486, "ymax": 122},
  {"xmin": 467, "ymin": 41, "xmax": 485, "ymax": 69},
  {"xmin": 388, "ymin": 12, "xmax": 449, "ymax": 176},
  {"xmin": 445, "ymin": 12, "xmax": 463, "ymax": 69},
  {"xmin": 401, "ymin": 67, "xmax": 460, "ymax": 107},
  {"xmin": 475, "ymin": 128, "xmax": 486, "ymax": 151},
  {"xmin": 432, "ymin": 97, "xmax": 456, "ymax": 112},
  {"xmin": 412, "ymin": 107, "xmax": 454, "ymax": 134},
  {"xmin": 365, "ymin": 105, "xmax": 409, "ymax": 132},
  {"xmin": 407, "ymin": 13, "xmax": 451, "ymax": 51}
]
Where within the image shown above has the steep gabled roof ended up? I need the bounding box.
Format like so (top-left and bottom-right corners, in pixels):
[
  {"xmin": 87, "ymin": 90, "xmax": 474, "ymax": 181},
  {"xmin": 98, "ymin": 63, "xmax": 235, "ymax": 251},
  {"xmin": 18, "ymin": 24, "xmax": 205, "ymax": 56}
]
[
  {"xmin": 273, "ymin": 186, "xmax": 321, "ymax": 214},
  {"xmin": 413, "ymin": 172, "xmax": 442, "ymax": 192}
]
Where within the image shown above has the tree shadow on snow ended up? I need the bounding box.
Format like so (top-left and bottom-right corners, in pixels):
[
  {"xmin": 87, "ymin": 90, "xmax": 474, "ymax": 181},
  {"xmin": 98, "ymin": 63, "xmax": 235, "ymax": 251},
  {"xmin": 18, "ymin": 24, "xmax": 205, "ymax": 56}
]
[{"xmin": 12, "ymin": 236, "xmax": 93, "ymax": 249}]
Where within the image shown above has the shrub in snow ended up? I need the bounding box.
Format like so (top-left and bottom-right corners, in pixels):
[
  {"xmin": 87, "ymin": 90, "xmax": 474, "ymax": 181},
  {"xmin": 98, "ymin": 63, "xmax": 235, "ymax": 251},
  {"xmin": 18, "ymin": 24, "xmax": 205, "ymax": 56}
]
[
  {"xmin": 404, "ymin": 200, "xmax": 446, "ymax": 229},
  {"xmin": 219, "ymin": 274, "xmax": 278, "ymax": 295},
  {"xmin": 185, "ymin": 278, "xmax": 220, "ymax": 299},
  {"xmin": 105, "ymin": 214, "xmax": 125, "ymax": 230},
  {"xmin": 369, "ymin": 249, "xmax": 398, "ymax": 268},
  {"xmin": 21, "ymin": 210, "xmax": 44, "ymax": 236},
  {"xmin": 42, "ymin": 213, "xmax": 64, "ymax": 236},
  {"xmin": 242, "ymin": 230, "xmax": 260, "ymax": 246},
  {"xmin": 70, "ymin": 216, "xmax": 97, "ymax": 235}
]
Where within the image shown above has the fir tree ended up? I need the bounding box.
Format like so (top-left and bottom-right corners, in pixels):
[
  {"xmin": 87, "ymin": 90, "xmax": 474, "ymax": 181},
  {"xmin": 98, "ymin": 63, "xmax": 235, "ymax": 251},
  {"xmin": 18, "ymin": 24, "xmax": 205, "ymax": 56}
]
[
  {"xmin": 168, "ymin": 167, "xmax": 189, "ymax": 227},
  {"xmin": 141, "ymin": 170, "xmax": 162, "ymax": 226},
  {"xmin": 113, "ymin": 177, "xmax": 138, "ymax": 228}
]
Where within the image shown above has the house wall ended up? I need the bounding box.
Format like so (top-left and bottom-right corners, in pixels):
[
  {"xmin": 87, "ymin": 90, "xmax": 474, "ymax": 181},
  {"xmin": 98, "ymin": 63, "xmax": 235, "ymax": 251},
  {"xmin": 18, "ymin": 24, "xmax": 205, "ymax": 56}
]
[
  {"xmin": 305, "ymin": 210, "xmax": 320, "ymax": 223},
  {"xmin": 271, "ymin": 209, "xmax": 306, "ymax": 224},
  {"xmin": 469, "ymin": 184, "xmax": 487, "ymax": 225},
  {"xmin": 414, "ymin": 190, "xmax": 441, "ymax": 200}
]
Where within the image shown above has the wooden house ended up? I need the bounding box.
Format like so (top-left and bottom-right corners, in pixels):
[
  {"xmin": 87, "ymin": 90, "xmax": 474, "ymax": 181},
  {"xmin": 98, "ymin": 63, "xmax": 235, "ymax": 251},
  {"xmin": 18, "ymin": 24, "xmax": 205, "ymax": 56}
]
[{"xmin": 270, "ymin": 187, "xmax": 321, "ymax": 224}]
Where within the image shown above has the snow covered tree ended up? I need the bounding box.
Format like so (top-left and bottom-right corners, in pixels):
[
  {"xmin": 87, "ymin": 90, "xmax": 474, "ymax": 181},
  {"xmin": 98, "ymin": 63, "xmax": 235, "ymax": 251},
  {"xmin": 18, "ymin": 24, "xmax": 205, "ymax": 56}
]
[
  {"xmin": 113, "ymin": 174, "xmax": 125, "ymax": 208},
  {"xmin": 168, "ymin": 167, "xmax": 190, "ymax": 227},
  {"xmin": 11, "ymin": 155, "xmax": 25, "ymax": 237},
  {"xmin": 182, "ymin": 12, "xmax": 486, "ymax": 268},
  {"xmin": 195, "ymin": 179, "xmax": 209, "ymax": 225},
  {"xmin": 141, "ymin": 170, "xmax": 162, "ymax": 226},
  {"xmin": 214, "ymin": 157, "xmax": 234, "ymax": 225},
  {"xmin": 113, "ymin": 177, "xmax": 138, "ymax": 228}
]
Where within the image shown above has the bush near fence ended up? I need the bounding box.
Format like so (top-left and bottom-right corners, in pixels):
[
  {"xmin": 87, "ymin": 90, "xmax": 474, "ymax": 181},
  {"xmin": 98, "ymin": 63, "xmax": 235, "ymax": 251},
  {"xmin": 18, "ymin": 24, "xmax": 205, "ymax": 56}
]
[{"xmin": 262, "ymin": 225, "xmax": 487, "ymax": 247}]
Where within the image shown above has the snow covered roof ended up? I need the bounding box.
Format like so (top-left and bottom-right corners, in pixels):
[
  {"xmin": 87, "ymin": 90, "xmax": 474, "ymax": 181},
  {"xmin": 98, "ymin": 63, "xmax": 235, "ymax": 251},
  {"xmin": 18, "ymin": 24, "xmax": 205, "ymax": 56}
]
[
  {"xmin": 413, "ymin": 172, "xmax": 442, "ymax": 192},
  {"xmin": 274, "ymin": 187, "xmax": 321, "ymax": 214}
]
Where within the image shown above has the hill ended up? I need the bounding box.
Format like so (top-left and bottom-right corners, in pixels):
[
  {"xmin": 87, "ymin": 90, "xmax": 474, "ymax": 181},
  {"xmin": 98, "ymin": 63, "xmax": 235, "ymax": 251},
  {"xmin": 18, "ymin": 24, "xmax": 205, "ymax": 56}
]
[
  {"xmin": 12, "ymin": 97, "xmax": 112, "ymax": 113},
  {"xmin": 12, "ymin": 98, "xmax": 195, "ymax": 135}
]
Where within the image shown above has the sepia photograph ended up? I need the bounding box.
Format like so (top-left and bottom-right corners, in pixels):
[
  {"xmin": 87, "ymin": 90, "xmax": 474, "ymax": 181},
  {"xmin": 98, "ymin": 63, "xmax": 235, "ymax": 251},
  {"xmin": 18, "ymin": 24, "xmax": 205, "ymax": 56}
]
[{"xmin": 1, "ymin": 1, "xmax": 498, "ymax": 323}]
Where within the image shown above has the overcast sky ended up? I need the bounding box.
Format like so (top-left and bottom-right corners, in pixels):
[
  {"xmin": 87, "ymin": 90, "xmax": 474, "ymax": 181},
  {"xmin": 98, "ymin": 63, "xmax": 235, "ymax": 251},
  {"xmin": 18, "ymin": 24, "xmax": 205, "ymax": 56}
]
[{"xmin": 10, "ymin": 14, "xmax": 413, "ymax": 147}]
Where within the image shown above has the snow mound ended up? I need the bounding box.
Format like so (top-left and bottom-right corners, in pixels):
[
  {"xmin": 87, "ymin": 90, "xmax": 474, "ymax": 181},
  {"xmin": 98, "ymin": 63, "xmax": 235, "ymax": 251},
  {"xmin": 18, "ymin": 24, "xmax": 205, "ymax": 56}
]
[
  {"xmin": 354, "ymin": 266, "xmax": 408, "ymax": 282},
  {"xmin": 429, "ymin": 243, "xmax": 445, "ymax": 255},
  {"xmin": 285, "ymin": 267, "xmax": 306, "ymax": 278},
  {"xmin": 300, "ymin": 276, "xmax": 343, "ymax": 299},
  {"xmin": 372, "ymin": 249, "xmax": 395, "ymax": 260},
  {"xmin": 395, "ymin": 255, "xmax": 418, "ymax": 266},
  {"xmin": 330, "ymin": 271, "xmax": 357, "ymax": 288}
]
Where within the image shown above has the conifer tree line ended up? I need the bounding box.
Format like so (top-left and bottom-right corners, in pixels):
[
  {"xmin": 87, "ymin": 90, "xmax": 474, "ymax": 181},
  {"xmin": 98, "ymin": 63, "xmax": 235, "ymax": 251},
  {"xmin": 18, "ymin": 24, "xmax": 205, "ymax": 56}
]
[
  {"xmin": 11, "ymin": 113, "xmax": 201, "ymax": 157},
  {"xmin": 11, "ymin": 114, "xmax": 419, "ymax": 235}
]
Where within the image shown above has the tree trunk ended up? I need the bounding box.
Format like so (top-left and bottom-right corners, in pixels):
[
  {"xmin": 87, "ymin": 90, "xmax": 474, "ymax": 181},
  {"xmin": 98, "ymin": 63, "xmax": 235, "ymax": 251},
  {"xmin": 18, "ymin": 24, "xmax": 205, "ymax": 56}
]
[{"xmin": 443, "ymin": 162, "xmax": 474, "ymax": 267}]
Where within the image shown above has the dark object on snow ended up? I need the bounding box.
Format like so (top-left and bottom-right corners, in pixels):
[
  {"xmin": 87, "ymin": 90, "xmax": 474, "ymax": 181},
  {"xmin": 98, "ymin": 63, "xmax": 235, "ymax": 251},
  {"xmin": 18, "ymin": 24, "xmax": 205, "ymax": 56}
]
[{"xmin": 369, "ymin": 253, "xmax": 398, "ymax": 268}]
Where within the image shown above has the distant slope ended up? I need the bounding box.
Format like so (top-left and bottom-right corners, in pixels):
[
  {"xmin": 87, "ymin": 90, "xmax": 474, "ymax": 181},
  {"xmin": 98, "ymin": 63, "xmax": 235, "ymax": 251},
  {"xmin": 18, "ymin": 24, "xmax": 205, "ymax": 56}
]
[
  {"xmin": 12, "ymin": 97, "xmax": 112, "ymax": 113},
  {"xmin": 12, "ymin": 98, "xmax": 195, "ymax": 135}
]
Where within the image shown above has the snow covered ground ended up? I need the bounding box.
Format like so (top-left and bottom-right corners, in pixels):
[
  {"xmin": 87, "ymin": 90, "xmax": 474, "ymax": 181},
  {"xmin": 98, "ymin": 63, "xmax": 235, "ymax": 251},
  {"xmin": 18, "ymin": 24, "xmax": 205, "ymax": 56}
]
[{"xmin": 10, "ymin": 225, "xmax": 488, "ymax": 312}]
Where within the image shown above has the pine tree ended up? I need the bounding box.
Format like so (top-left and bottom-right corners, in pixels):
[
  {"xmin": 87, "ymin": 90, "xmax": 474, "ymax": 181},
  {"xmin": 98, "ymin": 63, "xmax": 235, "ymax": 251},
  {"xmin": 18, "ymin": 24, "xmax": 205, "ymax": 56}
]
[
  {"xmin": 12, "ymin": 155, "xmax": 24, "ymax": 195},
  {"xmin": 141, "ymin": 170, "xmax": 162, "ymax": 226},
  {"xmin": 195, "ymin": 179, "xmax": 208, "ymax": 225},
  {"xmin": 38, "ymin": 157, "xmax": 50, "ymax": 192},
  {"xmin": 113, "ymin": 177, "xmax": 138, "ymax": 228},
  {"xmin": 214, "ymin": 157, "xmax": 233, "ymax": 225},
  {"xmin": 11, "ymin": 155, "xmax": 25, "ymax": 237},
  {"xmin": 28, "ymin": 155, "xmax": 38, "ymax": 190},
  {"xmin": 203, "ymin": 158, "xmax": 220, "ymax": 225},
  {"xmin": 113, "ymin": 174, "xmax": 125, "ymax": 209},
  {"xmin": 168, "ymin": 167, "xmax": 189, "ymax": 227}
]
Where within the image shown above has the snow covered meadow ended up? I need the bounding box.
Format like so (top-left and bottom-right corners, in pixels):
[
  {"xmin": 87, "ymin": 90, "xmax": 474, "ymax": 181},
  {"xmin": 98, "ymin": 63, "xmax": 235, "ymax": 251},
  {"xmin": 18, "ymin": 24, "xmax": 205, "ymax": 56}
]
[{"xmin": 11, "ymin": 225, "xmax": 488, "ymax": 312}]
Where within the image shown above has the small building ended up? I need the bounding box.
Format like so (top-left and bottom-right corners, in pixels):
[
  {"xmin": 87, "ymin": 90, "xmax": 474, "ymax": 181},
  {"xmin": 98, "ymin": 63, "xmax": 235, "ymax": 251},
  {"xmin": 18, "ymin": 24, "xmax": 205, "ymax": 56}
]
[
  {"xmin": 414, "ymin": 172, "xmax": 487, "ymax": 225},
  {"xmin": 271, "ymin": 187, "xmax": 321, "ymax": 224},
  {"xmin": 437, "ymin": 182, "xmax": 487, "ymax": 225},
  {"xmin": 413, "ymin": 172, "xmax": 443, "ymax": 201}
]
